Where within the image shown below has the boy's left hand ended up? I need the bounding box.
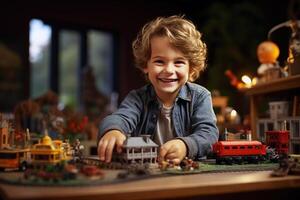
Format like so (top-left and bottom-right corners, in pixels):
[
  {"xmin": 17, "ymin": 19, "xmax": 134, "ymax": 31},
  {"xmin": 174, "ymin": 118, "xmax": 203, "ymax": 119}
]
[{"xmin": 159, "ymin": 139, "xmax": 187, "ymax": 164}]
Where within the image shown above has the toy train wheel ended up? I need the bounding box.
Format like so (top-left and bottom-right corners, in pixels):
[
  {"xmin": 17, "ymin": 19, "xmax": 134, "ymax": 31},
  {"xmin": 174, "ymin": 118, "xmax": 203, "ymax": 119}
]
[
  {"xmin": 234, "ymin": 157, "xmax": 243, "ymax": 165},
  {"xmin": 225, "ymin": 157, "xmax": 233, "ymax": 165},
  {"xmin": 19, "ymin": 162, "xmax": 28, "ymax": 171},
  {"xmin": 254, "ymin": 156, "xmax": 260, "ymax": 164}
]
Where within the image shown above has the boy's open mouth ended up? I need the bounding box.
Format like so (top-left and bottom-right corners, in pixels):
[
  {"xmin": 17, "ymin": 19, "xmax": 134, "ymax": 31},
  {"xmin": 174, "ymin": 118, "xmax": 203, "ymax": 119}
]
[{"xmin": 158, "ymin": 78, "xmax": 178, "ymax": 83}]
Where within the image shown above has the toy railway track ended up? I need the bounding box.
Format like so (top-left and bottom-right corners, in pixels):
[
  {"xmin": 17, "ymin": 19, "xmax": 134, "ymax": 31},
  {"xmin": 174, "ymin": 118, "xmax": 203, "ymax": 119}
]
[{"xmin": 81, "ymin": 156, "xmax": 127, "ymax": 169}]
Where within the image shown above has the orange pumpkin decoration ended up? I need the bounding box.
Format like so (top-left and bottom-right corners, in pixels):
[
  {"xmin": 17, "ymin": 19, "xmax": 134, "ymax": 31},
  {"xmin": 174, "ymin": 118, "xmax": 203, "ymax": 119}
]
[{"xmin": 257, "ymin": 41, "xmax": 280, "ymax": 64}]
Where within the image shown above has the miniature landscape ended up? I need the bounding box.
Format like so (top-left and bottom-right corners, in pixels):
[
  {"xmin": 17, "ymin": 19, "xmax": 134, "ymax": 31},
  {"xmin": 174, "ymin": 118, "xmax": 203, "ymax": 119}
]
[
  {"xmin": 0, "ymin": 159, "xmax": 279, "ymax": 187},
  {"xmin": 0, "ymin": 112, "xmax": 298, "ymax": 188}
]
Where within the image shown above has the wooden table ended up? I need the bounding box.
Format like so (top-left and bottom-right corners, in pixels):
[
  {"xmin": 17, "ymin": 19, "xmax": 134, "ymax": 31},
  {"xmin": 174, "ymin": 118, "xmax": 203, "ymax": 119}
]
[{"xmin": 1, "ymin": 170, "xmax": 300, "ymax": 200}]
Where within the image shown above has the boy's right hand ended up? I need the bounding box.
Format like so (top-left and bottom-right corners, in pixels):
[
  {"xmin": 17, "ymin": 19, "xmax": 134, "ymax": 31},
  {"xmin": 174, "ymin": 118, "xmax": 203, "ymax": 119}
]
[{"xmin": 97, "ymin": 130, "xmax": 126, "ymax": 163}]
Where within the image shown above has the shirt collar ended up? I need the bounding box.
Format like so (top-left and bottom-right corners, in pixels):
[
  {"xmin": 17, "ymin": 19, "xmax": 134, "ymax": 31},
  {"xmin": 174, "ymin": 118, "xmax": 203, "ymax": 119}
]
[{"xmin": 177, "ymin": 83, "xmax": 192, "ymax": 102}]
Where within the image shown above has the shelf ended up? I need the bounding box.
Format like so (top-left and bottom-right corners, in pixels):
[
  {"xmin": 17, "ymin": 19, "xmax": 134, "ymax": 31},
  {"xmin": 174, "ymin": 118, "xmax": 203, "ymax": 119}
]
[{"xmin": 241, "ymin": 74, "xmax": 300, "ymax": 96}]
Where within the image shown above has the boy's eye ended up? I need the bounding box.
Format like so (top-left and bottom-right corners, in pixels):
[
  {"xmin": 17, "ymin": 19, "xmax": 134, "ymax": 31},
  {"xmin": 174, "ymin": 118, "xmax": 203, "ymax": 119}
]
[
  {"xmin": 175, "ymin": 60, "xmax": 186, "ymax": 65},
  {"xmin": 154, "ymin": 60, "xmax": 164, "ymax": 64}
]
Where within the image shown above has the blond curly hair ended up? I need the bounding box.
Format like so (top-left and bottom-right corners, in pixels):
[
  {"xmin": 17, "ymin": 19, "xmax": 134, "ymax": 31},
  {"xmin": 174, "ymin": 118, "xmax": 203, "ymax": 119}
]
[{"xmin": 132, "ymin": 15, "xmax": 207, "ymax": 82}]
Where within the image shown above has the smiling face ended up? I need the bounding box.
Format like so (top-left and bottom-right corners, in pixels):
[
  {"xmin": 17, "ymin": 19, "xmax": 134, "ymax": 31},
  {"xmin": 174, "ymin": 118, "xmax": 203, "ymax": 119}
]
[{"xmin": 144, "ymin": 36, "xmax": 190, "ymax": 106}]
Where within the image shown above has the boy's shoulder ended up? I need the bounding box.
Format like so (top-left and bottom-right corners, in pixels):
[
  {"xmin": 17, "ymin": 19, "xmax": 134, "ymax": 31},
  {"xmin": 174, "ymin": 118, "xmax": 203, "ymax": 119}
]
[
  {"xmin": 177, "ymin": 83, "xmax": 210, "ymax": 102},
  {"xmin": 132, "ymin": 84, "xmax": 153, "ymax": 95},
  {"xmin": 128, "ymin": 84, "xmax": 156, "ymax": 101},
  {"xmin": 185, "ymin": 82, "xmax": 210, "ymax": 96}
]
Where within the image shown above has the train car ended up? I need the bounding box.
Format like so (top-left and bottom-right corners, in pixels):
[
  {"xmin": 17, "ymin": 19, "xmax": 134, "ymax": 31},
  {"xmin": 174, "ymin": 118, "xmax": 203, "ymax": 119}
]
[
  {"xmin": 213, "ymin": 140, "xmax": 266, "ymax": 164},
  {"xmin": 0, "ymin": 148, "xmax": 31, "ymax": 171},
  {"xmin": 265, "ymin": 130, "xmax": 289, "ymax": 154}
]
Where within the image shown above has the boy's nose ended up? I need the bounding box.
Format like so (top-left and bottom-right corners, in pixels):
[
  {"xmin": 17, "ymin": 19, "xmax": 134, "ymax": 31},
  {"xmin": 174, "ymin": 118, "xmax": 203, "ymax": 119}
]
[{"xmin": 164, "ymin": 63, "xmax": 175, "ymax": 73}]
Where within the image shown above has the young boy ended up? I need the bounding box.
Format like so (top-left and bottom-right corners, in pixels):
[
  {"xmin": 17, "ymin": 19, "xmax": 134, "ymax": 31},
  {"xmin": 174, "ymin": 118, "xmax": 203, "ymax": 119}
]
[{"xmin": 97, "ymin": 15, "xmax": 219, "ymax": 164}]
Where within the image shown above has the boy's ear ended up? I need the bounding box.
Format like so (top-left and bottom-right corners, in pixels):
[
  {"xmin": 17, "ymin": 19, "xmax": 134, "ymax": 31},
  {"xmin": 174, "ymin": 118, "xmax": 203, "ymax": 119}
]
[{"xmin": 189, "ymin": 70, "xmax": 197, "ymax": 82}]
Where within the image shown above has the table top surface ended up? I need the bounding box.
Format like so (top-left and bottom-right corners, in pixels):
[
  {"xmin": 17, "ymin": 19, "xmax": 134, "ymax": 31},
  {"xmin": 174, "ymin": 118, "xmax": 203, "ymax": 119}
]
[{"xmin": 1, "ymin": 170, "xmax": 300, "ymax": 200}]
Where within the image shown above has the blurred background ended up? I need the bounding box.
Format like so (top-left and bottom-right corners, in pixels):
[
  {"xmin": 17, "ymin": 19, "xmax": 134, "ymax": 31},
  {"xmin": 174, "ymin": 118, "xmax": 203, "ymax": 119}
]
[{"xmin": 0, "ymin": 0, "xmax": 297, "ymax": 139}]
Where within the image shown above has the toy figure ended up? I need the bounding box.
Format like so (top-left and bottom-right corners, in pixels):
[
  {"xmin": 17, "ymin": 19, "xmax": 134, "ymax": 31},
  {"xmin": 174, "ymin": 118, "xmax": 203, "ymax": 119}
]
[
  {"xmin": 97, "ymin": 15, "xmax": 219, "ymax": 165},
  {"xmin": 72, "ymin": 139, "xmax": 84, "ymax": 161},
  {"xmin": 267, "ymin": 19, "xmax": 300, "ymax": 75},
  {"xmin": 256, "ymin": 41, "xmax": 282, "ymax": 82}
]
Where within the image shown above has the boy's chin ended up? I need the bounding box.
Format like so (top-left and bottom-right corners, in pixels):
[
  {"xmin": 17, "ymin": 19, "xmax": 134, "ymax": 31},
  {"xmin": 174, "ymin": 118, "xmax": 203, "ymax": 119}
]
[{"xmin": 159, "ymin": 87, "xmax": 180, "ymax": 94}]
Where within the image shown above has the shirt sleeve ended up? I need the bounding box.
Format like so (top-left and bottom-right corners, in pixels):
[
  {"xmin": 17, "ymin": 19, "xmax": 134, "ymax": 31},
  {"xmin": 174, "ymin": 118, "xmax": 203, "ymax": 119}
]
[
  {"xmin": 97, "ymin": 90, "xmax": 143, "ymax": 143},
  {"xmin": 179, "ymin": 91, "xmax": 219, "ymax": 159}
]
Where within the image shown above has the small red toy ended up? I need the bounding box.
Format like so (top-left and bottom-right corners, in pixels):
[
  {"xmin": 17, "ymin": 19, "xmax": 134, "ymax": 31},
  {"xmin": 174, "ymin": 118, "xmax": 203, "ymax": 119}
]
[
  {"xmin": 265, "ymin": 130, "xmax": 289, "ymax": 154},
  {"xmin": 213, "ymin": 140, "xmax": 266, "ymax": 164}
]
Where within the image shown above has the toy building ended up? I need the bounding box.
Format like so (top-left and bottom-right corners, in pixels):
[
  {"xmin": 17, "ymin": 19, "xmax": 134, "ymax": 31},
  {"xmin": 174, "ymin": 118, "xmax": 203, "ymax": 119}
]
[
  {"xmin": 30, "ymin": 131, "xmax": 72, "ymax": 166},
  {"xmin": 0, "ymin": 119, "xmax": 9, "ymax": 149},
  {"xmin": 0, "ymin": 116, "xmax": 31, "ymax": 171},
  {"xmin": 257, "ymin": 114, "xmax": 300, "ymax": 154},
  {"xmin": 265, "ymin": 130, "xmax": 289, "ymax": 154},
  {"xmin": 257, "ymin": 100, "xmax": 299, "ymax": 154},
  {"xmin": 269, "ymin": 101, "xmax": 289, "ymax": 119},
  {"xmin": 113, "ymin": 135, "xmax": 158, "ymax": 164}
]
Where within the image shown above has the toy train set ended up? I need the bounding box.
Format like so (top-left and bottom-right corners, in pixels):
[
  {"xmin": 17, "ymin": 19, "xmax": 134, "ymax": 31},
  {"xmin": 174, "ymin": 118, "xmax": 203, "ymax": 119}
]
[
  {"xmin": 212, "ymin": 130, "xmax": 290, "ymax": 164},
  {"xmin": 0, "ymin": 129, "xmax": 292, "ymax": 171},
  {"xmin": 0, "ymin": 114, "xmax": 298, "ymax": 186}
]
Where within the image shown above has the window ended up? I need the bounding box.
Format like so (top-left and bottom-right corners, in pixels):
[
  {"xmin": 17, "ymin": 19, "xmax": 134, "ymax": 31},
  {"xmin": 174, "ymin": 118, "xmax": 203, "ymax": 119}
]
[
  {"xmin": 29, "ymin": 19, "xmax": 51, "ymax": 98},
  {"xmin": 0, "ymin": 153, "xmax": 17, "ymax": 159},
  {"xmin": 2, "ymin": 135, "xmax": 6, "ymax": 144},
  {"xmin": 35, "ymin": 154, "xmax": 50, "ymax": 160},
  {"xmin": 36, "ymin": 145, "xmax": 51, "ymax": 150},
  {"xmin": 59, "ymin": 30, "xmax": 80, "ymax": 108},
  {"xmin": 258, "ymin": 123, "xmax": 265, "ymax": 140},
  {"xmin": 292, "ymin": 143, "xmax": 300, "ymax": 154},
  {"xmin": 292, "ymin": 120, "xmax": 300, "ymax": 138},
  {"xmin": 134, "ymin": 148, "xmax": 142, "ymax": 153},
  {"xmin": 29, "ymin": 19, "xmax": 115, "ymax": 110},
  {"xmin": 267, "ymin": 123, "xmax": 273, "ymax": 131},
  {"xmin": 88, "ymin": 31, "xmax": 114, "ymax": 95}
]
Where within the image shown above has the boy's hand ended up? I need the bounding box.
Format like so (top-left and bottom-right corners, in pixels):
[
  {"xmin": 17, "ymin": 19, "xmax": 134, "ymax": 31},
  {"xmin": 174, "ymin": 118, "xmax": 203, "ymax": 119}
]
[
  {"xmin": 97, "ymin": 130, "xmax": 126, "ymax": 163},
  {"xmin": 159, "ymin": 139, "xmax": 187, "ymax": 164}
]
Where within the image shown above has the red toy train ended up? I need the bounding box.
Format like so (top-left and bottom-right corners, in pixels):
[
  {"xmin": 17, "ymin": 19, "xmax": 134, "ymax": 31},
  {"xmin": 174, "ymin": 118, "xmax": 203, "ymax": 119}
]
[
  {"xmin": 213, "ymin": 140, "xmax": 266, "ymax": 164},
  {"xmin": 212, "ymin": 130, "xmax": 289, "ymax": 164}
]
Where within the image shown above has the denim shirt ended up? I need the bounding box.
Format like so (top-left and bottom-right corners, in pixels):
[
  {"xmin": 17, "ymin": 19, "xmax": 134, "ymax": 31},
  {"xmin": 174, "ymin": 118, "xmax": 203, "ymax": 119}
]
[{"xmin": 98, "ymin": 82, "xmax": 219, "ymax": 160}]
